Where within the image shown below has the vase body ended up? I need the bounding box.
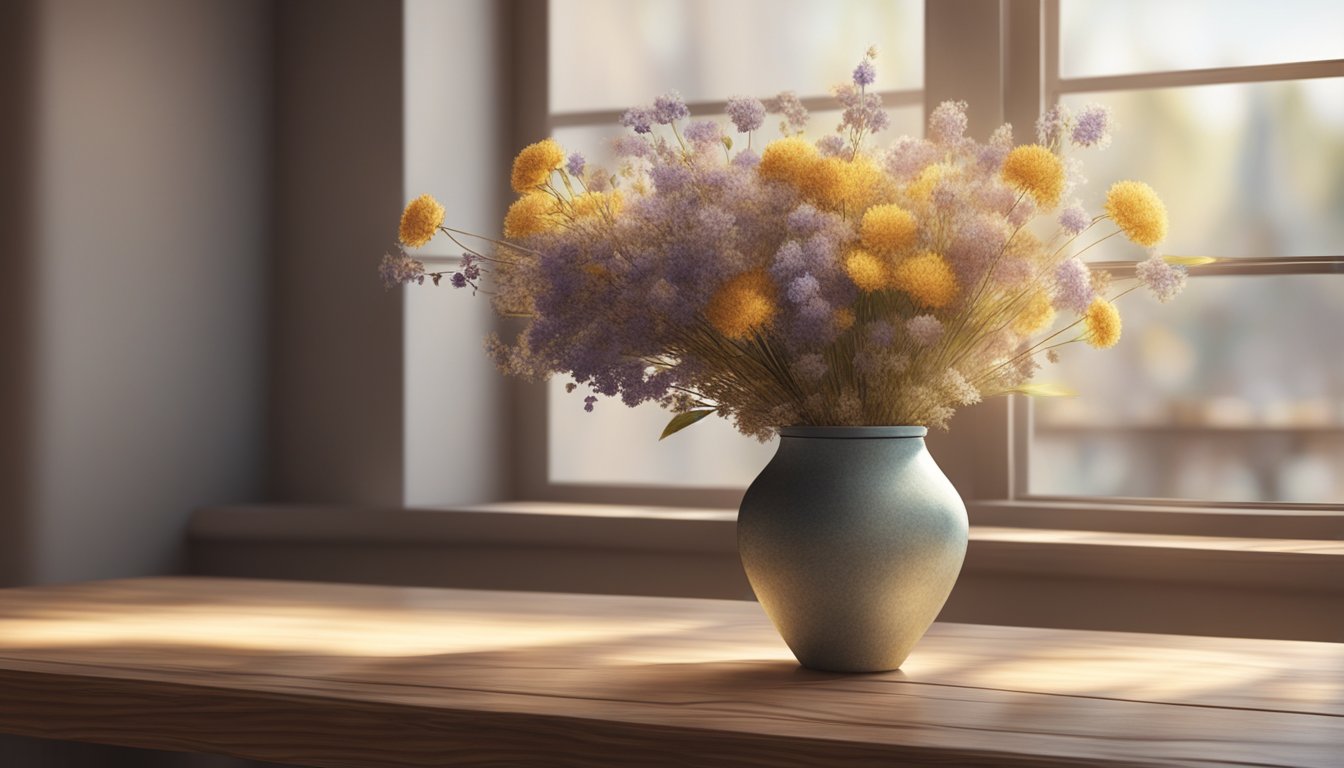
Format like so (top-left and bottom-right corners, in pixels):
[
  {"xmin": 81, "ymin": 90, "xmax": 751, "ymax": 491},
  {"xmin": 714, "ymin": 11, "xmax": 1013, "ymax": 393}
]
[{"xmin": 737, "ymin": 426, "xmax": 968, "ymax": 673}]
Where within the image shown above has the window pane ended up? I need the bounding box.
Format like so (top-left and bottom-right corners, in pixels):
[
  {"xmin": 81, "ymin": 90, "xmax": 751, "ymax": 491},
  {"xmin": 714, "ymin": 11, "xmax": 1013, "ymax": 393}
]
[
  {"xmin": 549, "ymin": 0, "xmax": 923, "ymax": 113},
  {"xmin": 1060, "ymin": 79, "xmax": 1344, "ymax": 262},
  {"xmin": 551, "ymin": 105, "xmax": 924, "ymax": 175},
  {"xmin": 1060, "ymin": 0, "xmax": 1344, "ymax": 79},
  {"xmin": 1030, "ymin": 274, "xmax": 1344, "ymax": 503},
  {"xmin": 549, "ymin": 379, "xmax": 775, "ymax": 487}
]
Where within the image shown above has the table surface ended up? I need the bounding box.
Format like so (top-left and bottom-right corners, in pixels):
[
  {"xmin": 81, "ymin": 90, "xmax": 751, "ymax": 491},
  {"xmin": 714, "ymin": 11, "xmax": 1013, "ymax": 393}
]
[{"xmin": 0, "ymin": 577, "xmax": 1339, "ymax": 767}]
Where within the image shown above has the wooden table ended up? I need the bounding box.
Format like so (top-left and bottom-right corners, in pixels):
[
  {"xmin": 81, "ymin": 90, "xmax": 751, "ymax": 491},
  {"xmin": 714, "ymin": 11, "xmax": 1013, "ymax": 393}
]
[{"xmin": 0, "ymin": 578, "xmax": 1339, "ymax": 767}]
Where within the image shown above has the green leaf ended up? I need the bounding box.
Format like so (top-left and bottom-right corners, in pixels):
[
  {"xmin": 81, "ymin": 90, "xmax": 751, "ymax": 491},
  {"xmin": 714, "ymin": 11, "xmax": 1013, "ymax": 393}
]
[
  {"xmin": 659, "ymin": 408, "xmax": 717, "ymax": 440},
  {"xmin": 1162, "ymin": 255, "xmax": 1217, "ymax": 266},
  {"xmin": 1011, "ymin": 382, "xmax": 1077, "ymax": 398}
]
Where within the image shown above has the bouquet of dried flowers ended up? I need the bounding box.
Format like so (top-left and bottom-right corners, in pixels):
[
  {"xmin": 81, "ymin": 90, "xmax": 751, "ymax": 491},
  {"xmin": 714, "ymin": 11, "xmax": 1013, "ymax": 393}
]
[{"xmin": 383, "ymin": 49, "xmax": 1188, "ymax": 440}]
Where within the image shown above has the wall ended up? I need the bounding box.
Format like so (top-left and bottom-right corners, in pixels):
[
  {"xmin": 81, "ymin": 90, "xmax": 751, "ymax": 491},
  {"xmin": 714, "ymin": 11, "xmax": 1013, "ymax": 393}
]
[
  {"xmin": 0, "ymin": 0, "xmax": 271, "ymax": 586},
  {"xmin": 267, "ymin": 0, "xmax": 407, "ymax": 506},
  {"xmin": 2, "ymin": 0, "xmax": 276, "ymax": 762}
]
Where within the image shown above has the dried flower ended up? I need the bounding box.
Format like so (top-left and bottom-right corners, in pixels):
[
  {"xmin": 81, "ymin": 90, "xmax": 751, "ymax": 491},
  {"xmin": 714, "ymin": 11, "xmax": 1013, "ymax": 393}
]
[
  {"xmin": 860, "ymin": 204, "xmax": 918, "ymax": 255},
  {"xmin": 1105, "ymin": 180, "xmax": 1168, "ymax": 246},
  {"xmin": 1135, "ymin": 250, "xmax": 1188, "ymax": 302},
  {"xmin": 1053, "ymin": 257, "xmax": 1094, "ymax": 314},
  {"xmin": 387, "ymin": 54, "xmax": 1178, "ymax": 438},
  {"xmin": 1013, "ymin": 290, "xmax": 1056, "ymax": 334},
  {"xmin": 1084, "ymin": 297, "xmax": 1122, "ymax": 348},
  {"xmin": 892, "ymin": 252, "xmax": 958, "ymax": 309},
  {"xmin": 706, "ymin": 271, "xmax": 777, "ymax": 340},
  {"xmin": 511, "ymin": 138, "xmax": 565, "ymax": 193},
  {"xmin": 502, "ymin": 192, "xmax": 558, "ymax": 238},
  {"xmin": 398, "ymin": 194, "xmax": 445, "ymax": 248},
  {"xmin": 379, "ymin": 251, "xmax": 425, "ymax": 287},
  {"xmin": 1059, "ymin": 204, "xmax": 1090, "ymax": 235},
  {"xmin": 726, "ymin": 96, "xmax": 766, "ymax": 133},
  {"xmin": 565, "ymin": 152, "xmax": 586, "ymax": 177},
  {"xmin": 1071, "ymin": 103, "xmax": 1113, "ymax": 148},
  {"xmin": 843, "ymin": 249, "xmax": 888, "ymax": 293},
  {"xmin": 758, "ymin": 136, "xmax": 819, "ymax": 187},
  {"xmin": 906, "ymin": 314, "xmax": 944, "ymax": 346},
  {"xmin": 929, "ymin": 100, "xmax": 968, "ymax": 145},
  {"xmin": 1002, "ymin": 145, "xmax": 1065, "ymax": 209},
  {"xmin": 652, "ymin": 91, "xmax": 690, "ymax": 124},
  {"xmin": 769, "ymin": 91, "xmax": 809, "ymax": 134}
]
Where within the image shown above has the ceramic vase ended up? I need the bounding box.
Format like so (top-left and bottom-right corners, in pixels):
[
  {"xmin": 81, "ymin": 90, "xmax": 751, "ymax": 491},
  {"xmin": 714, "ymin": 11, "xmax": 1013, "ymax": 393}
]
[{"xmin": 737, "ymin": 425, "xmax": 968, "ymax": 673}]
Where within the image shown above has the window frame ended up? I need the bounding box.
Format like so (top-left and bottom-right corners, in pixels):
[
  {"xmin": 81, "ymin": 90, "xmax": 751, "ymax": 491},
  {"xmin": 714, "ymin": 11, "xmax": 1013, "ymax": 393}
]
[{"xmin": 506, "ymin": 0, "xmax": 1344, "ymax": 539}]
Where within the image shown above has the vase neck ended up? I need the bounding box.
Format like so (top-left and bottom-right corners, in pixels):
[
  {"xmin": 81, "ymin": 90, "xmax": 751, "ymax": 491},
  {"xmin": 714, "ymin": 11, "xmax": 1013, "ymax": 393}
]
[{"xmin": 778, "ymin": 426, "xmax": 928, "ymax": 439}]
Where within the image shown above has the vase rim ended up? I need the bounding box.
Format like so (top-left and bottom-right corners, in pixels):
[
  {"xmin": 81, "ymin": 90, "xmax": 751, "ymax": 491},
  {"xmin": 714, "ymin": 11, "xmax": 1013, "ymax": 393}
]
[{"xmin": 778, "ymin": 425, "xmax": 928, "ymax": 439}]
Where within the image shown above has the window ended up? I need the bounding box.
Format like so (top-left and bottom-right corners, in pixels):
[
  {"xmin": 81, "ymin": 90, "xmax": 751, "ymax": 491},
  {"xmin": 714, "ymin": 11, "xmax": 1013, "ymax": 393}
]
[
  {"xmin": 487, "ymin": 0, "xmax": 1344, "ymax": 523},
  {"xmin": 1028, "ymin": 0, "xmax": 1344, "ymax": 503}
]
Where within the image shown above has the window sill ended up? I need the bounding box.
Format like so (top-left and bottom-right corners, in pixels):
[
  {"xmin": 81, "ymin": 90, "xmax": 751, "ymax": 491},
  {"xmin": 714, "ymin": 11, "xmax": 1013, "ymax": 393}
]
[{"xmin": 188, "ymin": 502, "xmax": 1344, "ymax": 642}]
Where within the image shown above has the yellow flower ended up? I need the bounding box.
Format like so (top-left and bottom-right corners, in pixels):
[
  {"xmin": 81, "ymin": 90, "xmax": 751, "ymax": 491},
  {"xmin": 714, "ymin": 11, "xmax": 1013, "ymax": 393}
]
[
  {"xmin": 1002, "ymin": 145, "xmax": 1064, "ymax": 209},
  {"xmin": 757, "ymin": 137, "xmax": 819, "ymax": 187},
  {"xmin": 906, "ymin": 163, "xmax": 950, "ymax": 203},
  {"xmin": 1083, "ymin": 297, "xmax": 1122, "ymax": 348},
  {"xmin": 706, "ymin": 271, "xmax": 777, "ymax": 340},
  {"xmin": 1013, "ymin": 290, "xmax": 1056, "ymax": 335},
  {"xmin": 571, "ymin": 191, "xmax": 623, "ymax": 219},
  {"xmin": 1105, "ymin": 180, "xmax": 1168, "ymax": 247},
  {"xmin": 799, "ymin": 155, "xmax": 845, "ymax": 209},
  {"xmin": 843, "ymin": 249, "xmax": 889, "ymax": 293},
  {"xmin": 503, "ymin": 192, "xmax": 558, "ymax": 239},
  {"xmin": 398, "ymin": 193, "xmax": 445, "ymax": 248},
  {"xmin": 860, "ymin": 204, "xmax": 918, "ymax": 255},
  {"xmin": 892, "ymin": 251, "xmax": 958, "ymax": 309},
  {"xmin": 510, "ymin": 138, "xmax": 565, "ymax": 193},
  {"xmin": 838, "ymin": 156, "xmax": 890, "ymax": 212},
  {"xmin": 834, "ymin": 307, "xmax": 856, "ymax": 332}
]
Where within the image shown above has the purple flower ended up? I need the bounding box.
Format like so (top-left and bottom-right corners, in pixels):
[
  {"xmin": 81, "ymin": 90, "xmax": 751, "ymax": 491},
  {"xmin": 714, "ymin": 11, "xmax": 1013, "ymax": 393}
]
[
  {"xmin": 1071, "ymin": 103, "xmax": 1112, "ymax": 148},
  {"xmin": 787, "ymin": 273, "xmax": 821, "ymax": 304},
  {"xmin": 1135, "ymin": 251, "xmax": 1187, "ymax": 302},
  {"xmin": 816, "ymin": 135, "xmax": 846, "ymax": 157},
  {"xmin": 866, "ymin": 319, "xmax": 895, "ymax": 347},
  {"xmin": 653, "ymin": 91, "xmax": 689, "ymax": 124},
  {"xmin": 565, "ymin": 152, "xmax": 586, "ymax": 177},
  {"xmin": 836, "ymin": 85, "xmax": 888, "ymax": 138},
  {"xmin": 1059, "ymin": 204, "xmax": 1090, "ymax": 235},
  {"xmin": 620, "ymin": 106, "xmax": 655, "ymax": 134},
  {"xmin": 946, "ymin": 214, "xmax": 1007, "ymax": 285},
  {"xmin": 730, "ymin": 148, "xmax": 760, "ymax": 168},
  {"xmin": 1036, "ymin": 103, "xmax": 1072, "ymax": 146},
  {"xmin": 378, "ymin": 251, "xmax": 425, "ymax": 288},
  {"xmin": 791, "ymin": 353, "xmax": 828, "ymax": 382},
  {"xmin": 725, "ymin": 96, "xmax": 766, "ymax": 133},
  {"xmin": 612, "ymin": 134, "xmax": 652, "ymax": 158},
  {"xmin": 769, "ymin": 91, "xmax": 809, "ymax": 133},
  {"xmin": 906, "ymin": 315, "xmax": 944, "ymax": 346},
  {"xmin": 461, "ymin": 252, "xmax": 482, "ymax": 280},
  {"xmin": 929, "ymin": 100, "xmax": 968, "ymax": 145},
  {"xmin": 786, "ymin": 204, "xmax": 825, "ymax": 235},
  {"xmin": 683, "ymin": 119, "xmax": 722, "ymax": 145},
  {"xmin": 852, "ymin": 58, "xmax": 876, "ymax": 87},
  {"xmin": 1053, "ymin": 257, "xmax": 1094, "ymax": 313},
  {"xmin": 885, "ymin": 136, "xmax": 939, "ymax": 179},
  {"xmin": 583, "ymin": 395, "xmax": 598, "ymax": 412},
  {"xmin": 449, "ymin": 272, "xmax": 468, "ymax": 288},
  {"xmin": 650, "ymin": 162, "xmax": 693, "ymax": 192}
]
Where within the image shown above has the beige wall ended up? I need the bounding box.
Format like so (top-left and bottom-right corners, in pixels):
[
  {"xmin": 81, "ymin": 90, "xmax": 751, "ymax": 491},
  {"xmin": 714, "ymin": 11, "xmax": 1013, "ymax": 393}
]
[{"xmin": 1, "ymin": 0, "xmax": 272, "ymax": 586}]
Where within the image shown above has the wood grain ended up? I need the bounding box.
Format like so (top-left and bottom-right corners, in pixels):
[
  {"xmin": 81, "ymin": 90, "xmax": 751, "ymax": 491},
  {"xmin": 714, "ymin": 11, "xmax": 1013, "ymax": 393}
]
[{"xmin": 0, "ymin": 577, "xmax": 1340, "ymax": 767}]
